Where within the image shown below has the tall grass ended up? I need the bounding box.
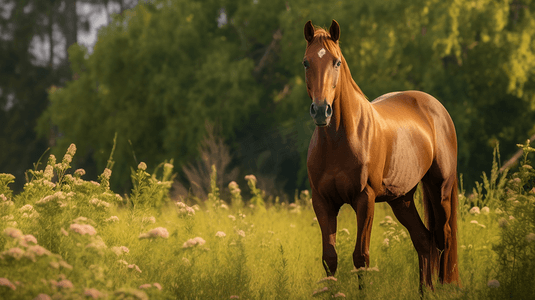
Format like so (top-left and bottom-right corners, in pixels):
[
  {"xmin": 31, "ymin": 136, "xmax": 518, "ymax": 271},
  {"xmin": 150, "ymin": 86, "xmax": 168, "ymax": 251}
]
[{"xmin": 0, "ymin": 142, "xmax": 534, "ymax": 299}]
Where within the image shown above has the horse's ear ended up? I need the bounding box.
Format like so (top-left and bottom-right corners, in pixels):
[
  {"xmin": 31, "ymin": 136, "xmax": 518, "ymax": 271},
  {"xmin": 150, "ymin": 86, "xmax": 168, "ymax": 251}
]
[
  {"xmin": 304, "ymin": 20, "xmax": 315, "ymax": 43},
  {"xmin": 329, "ymin": 20, "xmax": 340, "ymax": 43}
]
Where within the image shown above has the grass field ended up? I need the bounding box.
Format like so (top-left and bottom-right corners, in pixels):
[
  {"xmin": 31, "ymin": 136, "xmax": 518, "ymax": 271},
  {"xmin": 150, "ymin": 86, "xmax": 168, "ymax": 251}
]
[{"xmin": 1, "ymin": 143, "xmax": 534, "ymax": 299}]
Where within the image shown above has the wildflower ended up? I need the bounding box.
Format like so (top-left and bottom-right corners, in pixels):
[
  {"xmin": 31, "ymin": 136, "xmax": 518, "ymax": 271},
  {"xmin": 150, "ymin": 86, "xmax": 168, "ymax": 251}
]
[
  {"xmin": 118, "ymin": 259, "xmax": 129, "ymax": 266},
  {"xmin": 115, "ymin": 194, "xmax": 123, "ymax": 201},
  {"xmin": 139, "ymin": 284, "xmax": 152, "ymax": 289},
  {"xmin": 84, "ymin": 288, "xmax": 103, "ymax": 299},
  {"xmin": 34, "ymin": 294, "xmax": 51, "ymax": 300},
  {"xmin": 74, "ymin": 169, "xmax": 86, "ymax": 177},
  {"xmin": 139, "ymin": 227, "xmax": 169, "ymax": 239},
  {"xmin": 244, "ymin": 174, "xmax": 257, "ymax": 183},
  {"xmin": 60, "ymin": 228, "xmax": 69, "ymax": 236},
  {"xmin": 526, "ymin": 233, "xmax": 535, "ymax": 242},
  {"xmin": 128, "ymin": 264, "xmax": 142, "ymax": 273},
  {"xmin": 70, "ymin": 223, "xmax": 97, "ymax": 236},
  {"xmin": 383, "ymin": 238, "xmax": 390, "ymax": 247},
  {"xmin": 228, "ymin": 215, "xmax": 236, "ymax": 221},
  {"xmin": 312, "ymin": 286, "xmax": 329, "ymax": 296},
  {"xmin": 101, "ymin": 168, "xmax": 112, "ymax": 180},
  {"xmin": 26, "ymin": 245, "xmax": 51, "ymax": 257},
  {"xmin": 56, "ymin": 279, "xmax": 74, "ymax": 289},
  {"xmin": 469, "ymin": 207, "xmax": 480, "ymax": 215},
  {"xmin": 105, "ymin": 216, "xmax": 119, "ymax": 222},
  {"xmin": 19, "ymin": 204, "xmax": 34, "ymax": 212},
  {"xmin": 0, "ymin": 278, "xmax": 16, "ymax": 290},
  {"xmin": 220, "ymin": 203, "xmax": 229, "ymax": 210},
  {"xmin": 191, "ymin": 204, "xmax": 200, "ymax": 211},
  {"xmin": 230, "ymin": 296, "xmax": 240, "ymax": 299},
  {"xmin": 487, "ymin": 279, "xmax": 500, "ymax": 288},
  {"xmin": 333, "ymin": 292, "xmax": 346, "ymax": 298},
  {"xmin": 4, "ymin": 227, "xmax": 23, "ymax": 239},
  {"xmin": 340, "ymin": 228, "xmax": 350, "ymax": 235},
  {"xmin": 176, "ymin": 201, "xmax": 187, "ymax": 208},
  {"xmin": 317, "ymin": 276, "xmax": 337, "ymax": 284},
  {"xmin": 481, "ymin": 207, "xmax": 490, "ymax": 214},
  {"xmin": 229, "ymin": 181, "xmax": 239, "ymax": 190},
  {"xmin": 302, "ymin": 190, "xmax": 310, "ymax": 197},
  {"xmin": 66, "ymin": 143, "xmax": 77, "ymax": 156},
  {"xmin": 509, "ymin": 215, "xmax": 515, "ymax": 221},
  {"xmin": 59, "ymin": 260, "xmax": 73, "ymax": 269},
  {"xmin": 138, "ymin": 162, "xmax": 147, "ymax": 170},
  {"xmin": 237, "ymin": 230, "xmax": 245, "ymax": 237},
  {"xmin": 478, "ymin": 224, "xmax": 486, "ymax": 228},
  {"xmin": 182, "ymin": 237, "xmax": 206, "ymax": 248},
  {"xmin": 153, "ymin": 283, "xmax": 162, "ymax": 290},
  {"xmin": 86, "ymin": 237, "xmax": 107, "ymax": 250},
  {"xmin": 470, "ymin": 220, "xmax": 479, "ymax": 224},
  {"xmin": 43, "ymin": 165, "xmax": 54, "ymax": 180},
  {"xmin": 215, "ymin": 231, "xmax": 226, "ymax": 238},
  {"xmin": 89, "ymin": 198, "xmax": 110, "ymax": 208}
]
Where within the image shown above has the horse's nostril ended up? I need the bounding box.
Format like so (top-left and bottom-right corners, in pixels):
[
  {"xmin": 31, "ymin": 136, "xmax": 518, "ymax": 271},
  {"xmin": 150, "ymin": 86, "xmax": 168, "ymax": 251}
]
[
  {"xmin": 325, "ymin": 104, "xmax": 332, "ymax": 117},
  {"xmin": 310, "ymin": 103, "xmax": 317, "ymax": 117}
]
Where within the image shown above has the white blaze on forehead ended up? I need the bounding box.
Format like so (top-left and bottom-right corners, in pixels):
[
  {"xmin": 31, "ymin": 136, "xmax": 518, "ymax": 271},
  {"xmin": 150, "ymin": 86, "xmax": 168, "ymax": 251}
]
[{"xmin": 318, "ymin": 48, "xmax": 326, "ymax": 58}]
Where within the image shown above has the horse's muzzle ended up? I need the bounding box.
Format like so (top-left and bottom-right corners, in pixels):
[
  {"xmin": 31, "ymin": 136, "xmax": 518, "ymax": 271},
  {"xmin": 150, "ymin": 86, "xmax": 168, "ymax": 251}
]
[{"xmin": 310, "ymin": 102, "xmax": 332, "ymax": 126}]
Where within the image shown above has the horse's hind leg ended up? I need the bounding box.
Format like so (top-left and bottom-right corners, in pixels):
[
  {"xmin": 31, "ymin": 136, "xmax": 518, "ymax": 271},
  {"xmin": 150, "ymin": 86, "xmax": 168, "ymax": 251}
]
[
  {"xmin": 422, "ymin": 176, "xmax": 460, "ymax": 285},
  {"xmin": 388, "ymin": 186, "xmax": 438, "ymax": 292}
]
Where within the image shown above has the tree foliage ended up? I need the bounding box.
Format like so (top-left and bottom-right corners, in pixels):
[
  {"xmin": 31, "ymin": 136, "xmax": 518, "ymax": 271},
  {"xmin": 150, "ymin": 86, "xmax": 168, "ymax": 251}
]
[{"xmin": 38, "ymin": 0, "xmax": 535, "ymax": 193}]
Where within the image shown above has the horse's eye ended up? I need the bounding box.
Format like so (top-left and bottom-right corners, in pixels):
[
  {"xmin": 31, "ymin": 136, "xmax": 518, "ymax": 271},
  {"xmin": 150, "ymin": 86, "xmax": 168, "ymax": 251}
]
[
  {"xmin": 303, "ymin": 60, "xmax": 310, "ymax": 68},
  {"xmin": 335, "ymin": 60, "xmax": 341, "ymax": 68}
]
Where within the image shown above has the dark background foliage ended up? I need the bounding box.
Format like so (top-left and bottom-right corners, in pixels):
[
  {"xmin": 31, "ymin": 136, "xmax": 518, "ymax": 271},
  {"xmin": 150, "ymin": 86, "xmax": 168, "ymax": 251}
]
[{"xmin": 2, "ymin": 0, "xmax": 535, "ymax": 198}]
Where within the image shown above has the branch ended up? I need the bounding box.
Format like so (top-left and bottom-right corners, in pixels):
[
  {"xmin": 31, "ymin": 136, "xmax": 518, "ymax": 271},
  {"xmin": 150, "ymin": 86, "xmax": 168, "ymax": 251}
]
[{"xmin": 500, "ymin": 133, "xmax": 535, "ymax": 172}]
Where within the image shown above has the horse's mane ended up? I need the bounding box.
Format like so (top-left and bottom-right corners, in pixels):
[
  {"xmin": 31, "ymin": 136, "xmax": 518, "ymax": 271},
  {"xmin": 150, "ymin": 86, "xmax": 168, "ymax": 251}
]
[{"xmin": 311, "ymin": 28, "xmax": 367, "ymax": 99}]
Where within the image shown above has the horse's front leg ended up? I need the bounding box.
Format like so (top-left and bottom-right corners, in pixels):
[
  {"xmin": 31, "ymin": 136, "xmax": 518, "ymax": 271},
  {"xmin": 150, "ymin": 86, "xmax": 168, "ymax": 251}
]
[
  {"xmin": 351, "ymin": 186, "xmax": 376, "ymax": 287},
  {"xmin": 312, "ymin": 191, "xmax": 341, "ymax": 276}
]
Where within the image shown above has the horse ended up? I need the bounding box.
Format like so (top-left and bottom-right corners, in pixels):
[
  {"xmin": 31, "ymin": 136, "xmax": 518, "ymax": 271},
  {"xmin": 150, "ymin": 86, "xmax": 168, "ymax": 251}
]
[{"xmin": 304, "ymin": 20, "xmax": 460, "ymax": 291}]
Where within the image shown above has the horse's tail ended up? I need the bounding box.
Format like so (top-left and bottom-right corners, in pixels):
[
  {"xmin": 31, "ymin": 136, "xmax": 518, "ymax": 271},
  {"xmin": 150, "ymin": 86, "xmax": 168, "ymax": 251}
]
[{"xmin": 442, "ymin": 176, "xmax": 460, "ymax": 285}]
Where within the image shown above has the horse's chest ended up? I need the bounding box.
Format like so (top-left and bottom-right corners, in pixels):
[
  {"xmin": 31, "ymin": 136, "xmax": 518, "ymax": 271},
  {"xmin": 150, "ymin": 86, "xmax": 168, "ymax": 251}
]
[{"xmin": 313, "ymin": 166, "xmax": 361, "ymax": 203}]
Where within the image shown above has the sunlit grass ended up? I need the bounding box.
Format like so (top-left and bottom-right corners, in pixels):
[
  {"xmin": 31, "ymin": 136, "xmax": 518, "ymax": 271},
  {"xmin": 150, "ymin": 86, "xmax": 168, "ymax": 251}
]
[{"xmin": 1, "ymin": 143, "xmax": 534, "ymax": 299}]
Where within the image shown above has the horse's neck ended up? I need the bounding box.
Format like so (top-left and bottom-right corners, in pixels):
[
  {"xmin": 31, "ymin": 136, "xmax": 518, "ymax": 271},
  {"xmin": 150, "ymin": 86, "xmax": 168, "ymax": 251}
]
[{"xmin": 326, "ymin": 69, "xmax": 373, "ymax": 144}]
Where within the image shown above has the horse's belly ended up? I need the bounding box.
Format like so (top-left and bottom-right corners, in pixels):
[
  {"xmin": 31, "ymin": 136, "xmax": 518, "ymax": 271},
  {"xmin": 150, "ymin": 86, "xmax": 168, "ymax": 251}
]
[{"xmin": 382, "ymin": 128, "xmax": 433, "ymax": 196}]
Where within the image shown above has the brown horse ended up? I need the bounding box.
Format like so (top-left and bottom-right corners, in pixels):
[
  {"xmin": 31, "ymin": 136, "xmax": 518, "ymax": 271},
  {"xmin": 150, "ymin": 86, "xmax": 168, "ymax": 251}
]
[{"xmin": 304, "ymin": 20, "xmax": 460, "ymax": 291}]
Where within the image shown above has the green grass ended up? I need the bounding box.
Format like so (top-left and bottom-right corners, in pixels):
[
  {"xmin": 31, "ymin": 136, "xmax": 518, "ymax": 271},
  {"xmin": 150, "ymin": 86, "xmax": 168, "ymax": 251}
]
[{"xmin": 0, "ymin": 143, "xmax": 534, "ymax": 299}]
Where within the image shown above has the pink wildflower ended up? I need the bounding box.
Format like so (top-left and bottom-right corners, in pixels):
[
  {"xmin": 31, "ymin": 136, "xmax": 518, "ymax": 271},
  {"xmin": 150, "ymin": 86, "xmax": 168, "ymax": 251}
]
[
  {"xmin": 0, "ymin": 278, "xmax": 16, "ymax": 290},
  {"xmin": 56, "ymin": 279, "xmax": 74, "ymax": 289},
  {"xmin": 4, "ymin": 227, "xmax": 23, "ymax": 239},
  {"xmin": 84, "ymin": 288, "xmax": 103, "ymax": 299},
  {"xmin": 70, "ymin": 223, "xmax": 97, "ymax": 236},
  {"xmin": 33, "ymin": 294, "xmax": 50, "ymax": 300},
  {"xmin": 153, "ymin": 283, "xmax": 162, "ymax": 290},
  {"xmin": 138, "ymin": 227, "xmax": 169, "ymax": 239}
]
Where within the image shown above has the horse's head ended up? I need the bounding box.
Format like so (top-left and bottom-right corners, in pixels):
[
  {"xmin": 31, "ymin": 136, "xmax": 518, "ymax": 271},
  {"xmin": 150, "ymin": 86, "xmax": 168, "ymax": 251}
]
[{"xmin": 303, "ymin": 20, "xmax": 342, "ymax": 127}]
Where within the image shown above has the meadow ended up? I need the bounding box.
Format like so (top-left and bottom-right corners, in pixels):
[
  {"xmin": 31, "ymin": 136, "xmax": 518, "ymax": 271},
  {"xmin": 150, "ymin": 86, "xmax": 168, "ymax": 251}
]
[{"xmin": 1, "ymin": 143, "xmax": 534, "ymax": 299}]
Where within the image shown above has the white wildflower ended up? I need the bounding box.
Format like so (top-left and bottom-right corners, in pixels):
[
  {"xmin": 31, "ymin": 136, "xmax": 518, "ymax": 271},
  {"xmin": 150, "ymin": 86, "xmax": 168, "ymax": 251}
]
[
  {"xmin": 244, "ymin": 174, "xmax": 257, "ymax": 183},
  {"xmin": 237, "ymin": 230, "xmax": 245, "ymax": 237},
  {"xmin": 215, "ymin": 231, "xmax": 226, "ymax": 238},
  {"xmin": 138, "ymin": 162, "xmax": 147, "ymax": 170},
  {"xmin": 340, "ymin": 228, "xmax": 350, "ymax": 235},
  {"xmin": 469, "ymin": 206, "xmax": 480, "ymax": 215},
  {"xmin": 182, "ymin": 237, "xmax": 206, "ymax": 248},
  {"xmin": 481, "ymin": 206, "xmax": 490, "ymax": 214},
  {"xmin": 4, "ymin": 227, "xmax": 23, "ymax": 239},
  {"xmin": 228, "ymin": 215, "xmax": 236, "ymax": 221},
  {"xmin": 89, "ymin": 198, "xmax": 110, "ymax": 208},
  {"xmin": 105, "ymin": 216, "xmax": 119, "ymax": 222},
  {"xmin": 312, "ymin": 286, "xmax": 329, "ymax": 296},
  {"xmin": 84, "ymin": 288, "xmax": 103, "ymax": 299},
  {"xmin": 128, "ymin": 264, "xmax": 142, "ymax": 273}
]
